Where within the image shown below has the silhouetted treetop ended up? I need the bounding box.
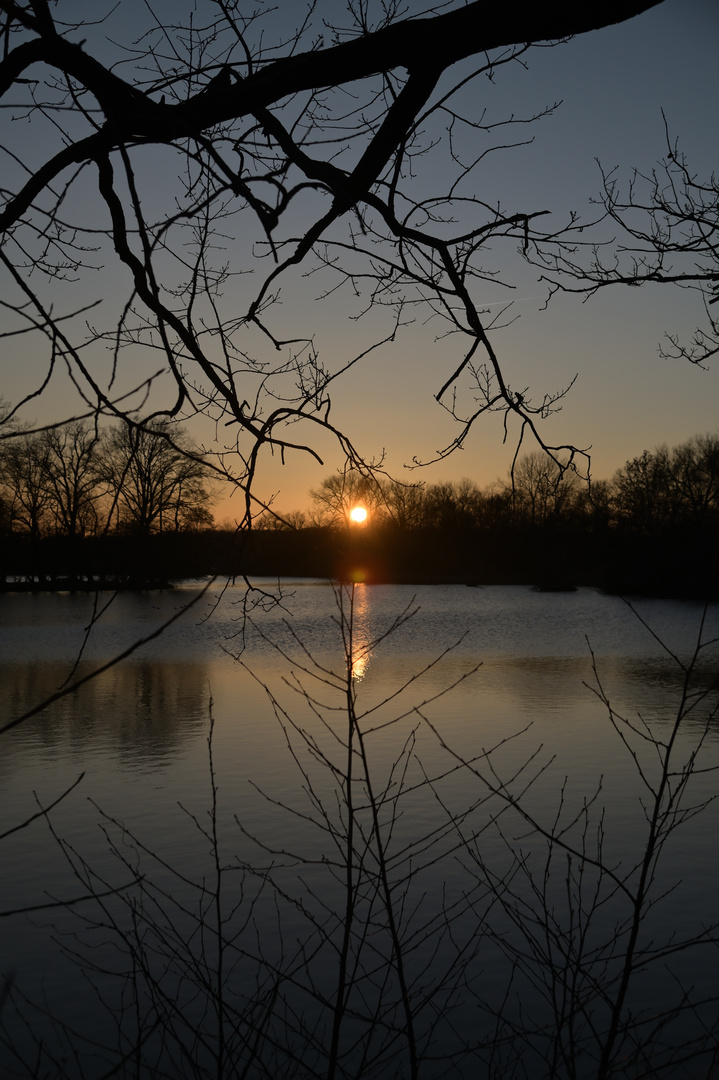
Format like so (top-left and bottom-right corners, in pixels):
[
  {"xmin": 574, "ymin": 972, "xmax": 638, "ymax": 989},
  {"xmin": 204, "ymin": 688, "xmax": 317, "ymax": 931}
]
[{"xmin": 0, "ymin": 419, "xmax": 215, "ymax": 539}]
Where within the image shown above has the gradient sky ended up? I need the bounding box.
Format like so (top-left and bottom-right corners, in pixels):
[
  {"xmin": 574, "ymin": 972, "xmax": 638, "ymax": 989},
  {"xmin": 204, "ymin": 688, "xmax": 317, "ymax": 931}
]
[
  {"xmin": 2, "ymin": 0, "xmax": 717, "ymax": 524},
  {"xmin": 237, "ymin": 0, "xmax": 719, "ymax": 521}
]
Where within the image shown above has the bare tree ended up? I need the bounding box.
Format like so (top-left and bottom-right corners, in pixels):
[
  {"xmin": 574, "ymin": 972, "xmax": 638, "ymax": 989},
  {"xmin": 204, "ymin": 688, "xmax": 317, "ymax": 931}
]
[
  {"xmin": 255, "ymin": 508, "xmax": 309, "ymax": 531},
  {"xmin": 613, "ymin": 433, "xmax": 719, "ymax": 533},
  {"xmin": 101, "ymin": 419, "xmax": 215, "ymax": 534},
  {"xmin": 0, "ymin": 431, "xmax": 52, "ymax": 538},
  {"xmin": 504, "ymin": 450, "xmax": 580, "ymax": 525},
  {"xmin": 423, "ymin": 478, "xmax": 485, "ymax": 529},
  {"xmin": 40, "ymin": 421, "xmax": 105, "ymax": 537},
  {"xmin": 537, "ymin": 119, "xmax": 719, "ymax": 364},
  {"xmin": 382, "ymin": 479, "xmax": 428, "ymax": 529},
  {"xmin": 669, "ymin": 433, "xmax": 719, "ymax": 525},
  {"xmin": 309, "ymin": 469, "xmax": 386, "ymax": 527},
  {"xmin": 0, "ymin": 1, "xmax": 664, "ymax": 517}
]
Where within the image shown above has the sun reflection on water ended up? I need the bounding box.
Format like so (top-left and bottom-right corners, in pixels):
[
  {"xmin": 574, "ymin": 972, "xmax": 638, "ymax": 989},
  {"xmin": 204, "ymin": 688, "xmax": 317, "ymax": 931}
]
[{"xmin": 348, "ymin": 583, "xmax": 372, "ymax": 681}]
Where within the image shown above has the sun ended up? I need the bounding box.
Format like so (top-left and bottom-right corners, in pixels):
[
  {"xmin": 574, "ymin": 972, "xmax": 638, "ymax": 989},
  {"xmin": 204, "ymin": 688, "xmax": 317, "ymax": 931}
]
[{"xmin": 349, "ymin": 505, "xmax": 368, "ymax": 524}]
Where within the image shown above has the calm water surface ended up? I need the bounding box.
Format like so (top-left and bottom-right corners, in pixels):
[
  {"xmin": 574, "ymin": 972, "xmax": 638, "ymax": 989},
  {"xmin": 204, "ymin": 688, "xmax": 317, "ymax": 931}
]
[{"xmin": 1, "ymin": 582, "xmax": 718, "ymax": 1078}]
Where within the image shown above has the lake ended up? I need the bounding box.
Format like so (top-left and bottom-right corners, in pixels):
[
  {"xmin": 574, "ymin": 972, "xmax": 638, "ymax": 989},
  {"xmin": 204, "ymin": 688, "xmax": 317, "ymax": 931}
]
[{"xmin": 1, "ymin": 581, "xmax": 718, "ymax": 1079}]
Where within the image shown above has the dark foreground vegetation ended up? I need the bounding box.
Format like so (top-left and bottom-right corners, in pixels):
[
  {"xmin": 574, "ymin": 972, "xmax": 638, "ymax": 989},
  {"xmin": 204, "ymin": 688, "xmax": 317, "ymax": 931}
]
[{"xmin": 1, "ymin": 429, "xmax": 717, "ymax": 597}]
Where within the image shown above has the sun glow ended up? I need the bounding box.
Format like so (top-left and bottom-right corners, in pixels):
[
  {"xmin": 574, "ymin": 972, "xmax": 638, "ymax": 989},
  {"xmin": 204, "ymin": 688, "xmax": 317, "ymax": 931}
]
[{"xmin": 349, "ymin": 506, "xmax": 368, "ymax": 523}]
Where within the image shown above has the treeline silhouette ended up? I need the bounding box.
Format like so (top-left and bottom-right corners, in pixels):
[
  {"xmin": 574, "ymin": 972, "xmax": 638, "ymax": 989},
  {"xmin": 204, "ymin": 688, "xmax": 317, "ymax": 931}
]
[
  {"xmin": 0, "ymin": 419, "xmax": 215, "ymax": 589},
  {"xmin": 1, "ymin": 427, "xmax": 718, "ymax": 595},
  {"xmin": 249, "ymin": 436, "xmax": 719, "ymax": 596}
]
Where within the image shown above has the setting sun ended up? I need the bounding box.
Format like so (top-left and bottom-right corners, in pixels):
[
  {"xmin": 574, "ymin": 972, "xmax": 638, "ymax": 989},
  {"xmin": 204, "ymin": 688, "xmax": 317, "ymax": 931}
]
[{"xmin": 349, "ymin": 506, "xmax": 368, "ymax": 523}]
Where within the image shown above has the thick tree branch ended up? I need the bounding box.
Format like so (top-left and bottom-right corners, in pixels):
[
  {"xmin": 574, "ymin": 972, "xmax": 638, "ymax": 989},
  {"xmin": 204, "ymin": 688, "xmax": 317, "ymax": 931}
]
[
  {"xmin": 177, "ymin": 2, "xmax": 663, "ymax": 128},
  {"xmin": 0, "ymin": 2, "xmax": 663, "ymax": 141}
]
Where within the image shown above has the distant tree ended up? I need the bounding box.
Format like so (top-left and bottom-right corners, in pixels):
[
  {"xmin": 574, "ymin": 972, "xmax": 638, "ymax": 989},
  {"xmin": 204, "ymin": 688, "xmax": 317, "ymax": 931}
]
[
  {"xmin": 382, "ymin": 481, "xmax": 428, "ymax": 530},
  {"xmin": 669, "ymin": 433, "xmax": 719, "ymax": 525},
  {"xmin": 612, "ymin": 446, "xmax": 674, "ymax": 532},
  {"xmin": 423, "ymin": 479, "xmax": 484, "ymax": 529},
  {"xmin": 0, "ymin": 398, "xmax": 19, "ymax": 537},
  {"xmin": 572, "ymin": 477, "xmax": 615, "ymax": 530},
  {"xmin": 256, "ymin": 510, "xmax": 309, "ymax": 531},
  {"xmin": 506, "ymin": 452, "xmax": 580, "ymax": 524},
  {"xmin": 309, "ymin": 472, "xmax": 385, "ymax": 528},
  {"xmin": 614, "ymin": 435, "xmax": 719, "ymax": 532},
  {"xmin": 0, "ymin": 476, "xmax": 12, "ymax": 538},
  {"xmin": 1, "ymin": 432, "xmax": 52, "ymax": 539},
  {"xmin": 479, "ymin": 484, "xmax": 515, "ymax": 528},
  {"xmin": 40, "ymin": 422, "xmax": 106, "ymax": 538},
  {"xmin": 102, "ymin": 421, "xmax": 215, "ymax": 535}
]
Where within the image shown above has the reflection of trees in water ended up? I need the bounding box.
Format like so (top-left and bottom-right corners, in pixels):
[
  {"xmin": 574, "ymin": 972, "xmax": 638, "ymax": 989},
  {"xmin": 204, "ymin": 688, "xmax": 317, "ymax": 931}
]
[
  {"xmin": 460, "ymin": 654, "xmax": 719, "ymax": 725},
  {"xmin": 0, "ymin": 661, "xmax": 210, "ymax": 771}
]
